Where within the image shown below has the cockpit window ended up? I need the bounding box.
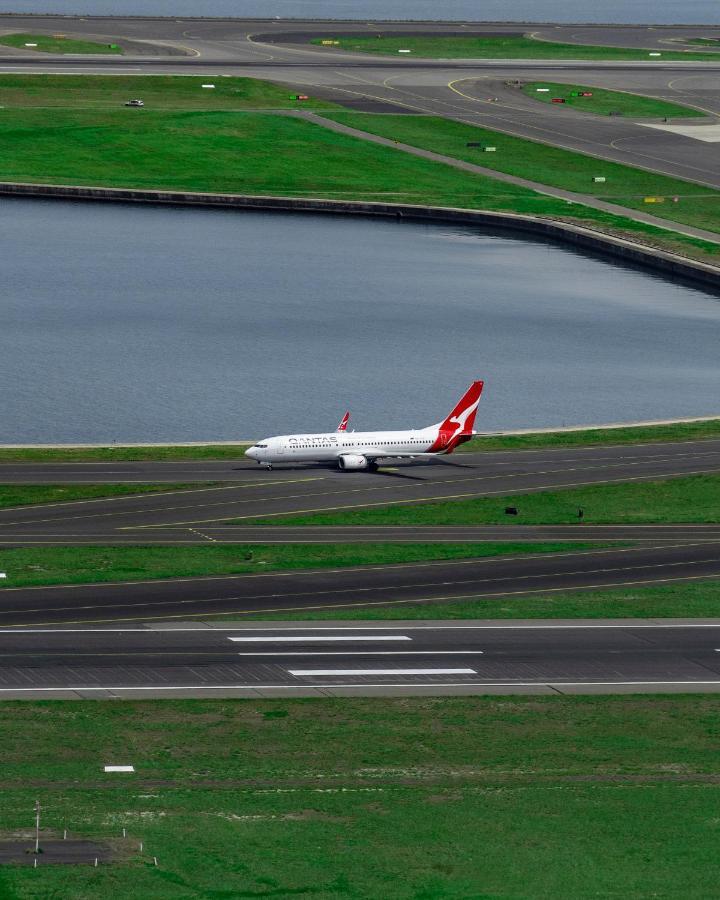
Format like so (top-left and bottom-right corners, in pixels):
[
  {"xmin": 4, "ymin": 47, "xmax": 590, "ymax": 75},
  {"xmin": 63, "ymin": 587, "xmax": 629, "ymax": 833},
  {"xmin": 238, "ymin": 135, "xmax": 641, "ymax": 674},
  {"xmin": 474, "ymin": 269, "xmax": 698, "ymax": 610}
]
[{"xmin": 256, "ymin": 444, "xmax": 268, "ymax": 449}]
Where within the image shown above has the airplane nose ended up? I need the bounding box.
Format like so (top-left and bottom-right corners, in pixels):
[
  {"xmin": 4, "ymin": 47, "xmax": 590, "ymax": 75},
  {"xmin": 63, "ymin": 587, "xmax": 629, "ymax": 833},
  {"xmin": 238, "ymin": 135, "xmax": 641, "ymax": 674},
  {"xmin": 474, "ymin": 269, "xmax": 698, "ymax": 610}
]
[{"xmin": 245, "ymin": 447, "xmax": 258, "ymax": 460}]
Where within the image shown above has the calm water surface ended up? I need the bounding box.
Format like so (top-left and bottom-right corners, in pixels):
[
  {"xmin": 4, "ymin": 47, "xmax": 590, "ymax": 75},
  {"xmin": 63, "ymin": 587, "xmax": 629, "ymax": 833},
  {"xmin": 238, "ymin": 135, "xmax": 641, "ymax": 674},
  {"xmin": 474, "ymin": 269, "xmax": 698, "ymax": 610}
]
[
  {"xmin": 1, "ymin": 198, "xmax": 719, "ymax": 442},
  {"xmin": 1, "ymin": 1, "xmax": 718, "ymax": 24}
]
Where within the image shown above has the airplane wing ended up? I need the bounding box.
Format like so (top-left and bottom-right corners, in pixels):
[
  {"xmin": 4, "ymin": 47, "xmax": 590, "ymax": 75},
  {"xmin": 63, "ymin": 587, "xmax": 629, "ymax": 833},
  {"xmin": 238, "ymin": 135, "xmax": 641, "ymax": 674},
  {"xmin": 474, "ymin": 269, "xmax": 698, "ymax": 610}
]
[{"xmin": 363, "ymin": 451, "xmax": 440, "ymax": 460}]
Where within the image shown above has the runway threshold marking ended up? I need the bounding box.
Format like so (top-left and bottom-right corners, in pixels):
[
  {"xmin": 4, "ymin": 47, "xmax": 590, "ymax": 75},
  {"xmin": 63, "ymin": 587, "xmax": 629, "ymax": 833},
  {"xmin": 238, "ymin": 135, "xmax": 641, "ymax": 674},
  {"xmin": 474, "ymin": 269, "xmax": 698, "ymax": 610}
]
[{"xmin": 228, "ymin": 634, "xmax": 411, "ymax": 642}]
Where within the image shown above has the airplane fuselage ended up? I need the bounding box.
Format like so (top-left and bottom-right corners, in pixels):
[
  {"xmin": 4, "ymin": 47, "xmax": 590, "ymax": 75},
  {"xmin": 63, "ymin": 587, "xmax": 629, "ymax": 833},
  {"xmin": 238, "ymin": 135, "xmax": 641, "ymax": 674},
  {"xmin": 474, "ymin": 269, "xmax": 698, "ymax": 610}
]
[
  {"xmin": 245, "ymin": 380, "xmax": 484, "ymax": 471},
  {"xmin": 247, "ymin": 427, "xmax": 438, "ymax": 466}
]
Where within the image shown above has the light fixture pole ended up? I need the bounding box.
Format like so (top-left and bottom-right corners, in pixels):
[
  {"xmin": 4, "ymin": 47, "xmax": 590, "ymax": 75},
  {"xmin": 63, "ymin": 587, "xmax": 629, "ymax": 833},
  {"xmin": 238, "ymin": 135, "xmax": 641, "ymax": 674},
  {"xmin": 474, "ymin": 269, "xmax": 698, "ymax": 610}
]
[{"xmin": 34, "ymin": 800, "xmax": 40, "ymax": 854}]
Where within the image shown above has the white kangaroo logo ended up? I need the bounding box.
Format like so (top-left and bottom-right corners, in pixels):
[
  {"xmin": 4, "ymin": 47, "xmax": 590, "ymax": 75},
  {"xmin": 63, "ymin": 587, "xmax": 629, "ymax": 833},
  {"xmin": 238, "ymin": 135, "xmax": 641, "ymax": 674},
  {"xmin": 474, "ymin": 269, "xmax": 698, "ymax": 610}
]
[{"xmin": 445, "ymin": 398, "xmax": 480, "ymax": 439}]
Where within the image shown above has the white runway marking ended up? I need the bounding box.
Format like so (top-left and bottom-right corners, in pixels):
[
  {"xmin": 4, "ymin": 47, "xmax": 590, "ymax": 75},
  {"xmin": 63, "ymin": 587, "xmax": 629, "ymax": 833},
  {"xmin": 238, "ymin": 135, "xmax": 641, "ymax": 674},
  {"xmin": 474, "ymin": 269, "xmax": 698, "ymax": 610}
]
[
  {"xmin": 104, "ymin": 765, "xmax": 134, "ymax": 773},
  {"xmin": 288, "ymin": 668, "xmax": 477, "ymax": 676},
  {"xmin": 240, "ymin": 651, "xmax": 484, "ymax": 657},
  {"xmin": 641, "ymin": 122, "xmax": 720, "ymax": 142},
  {"xmin": 228, "ymin": 635, "xmax": 411, "ymax": 642}
]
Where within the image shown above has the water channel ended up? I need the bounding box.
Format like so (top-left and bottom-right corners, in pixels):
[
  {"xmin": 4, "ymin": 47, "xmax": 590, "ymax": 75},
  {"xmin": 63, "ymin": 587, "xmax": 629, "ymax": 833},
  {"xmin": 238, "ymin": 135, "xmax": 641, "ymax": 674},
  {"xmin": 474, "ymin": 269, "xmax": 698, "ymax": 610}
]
[
  {"xmin": 1, "ymin": 197, "xmax": 719, "ymax": 442},
  {"xmin": 3, "ymin": 1, "xmax": 718, "ymax": 25}
]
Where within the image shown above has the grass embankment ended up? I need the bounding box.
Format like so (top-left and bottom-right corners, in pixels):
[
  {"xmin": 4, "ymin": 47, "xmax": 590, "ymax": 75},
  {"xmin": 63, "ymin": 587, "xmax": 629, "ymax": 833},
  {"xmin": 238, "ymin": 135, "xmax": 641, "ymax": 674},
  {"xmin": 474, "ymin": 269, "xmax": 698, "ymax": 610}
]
[
  {"xmin": 0, "ymin": 697, "xmax": 719, "ymax": 897},
  {"xmin": 314, "ymin": 33, "xmax": 720, "ymax": 61},
  {"xmin": 1, "ymin": 421, "xmax": 719, "ymax": 461},
  {"xmin": 0, "ymin": 76, "xmax": 716, "ymax": 267},
  {"xmin": 0, "ymin": 484, "xmax": 195, "ymax": 510},
  {"xmin": 0, "ymin": 445, "xmax": 252, "ymax": 462},
  {"xmin": 0, "ymin": 33, "xmax": 122, "ymax": 54},
  {"xmin": 522, "ymin": 81, "xmax": 704, "ymax": 117},
  {"xmin": 0, "ymin": 543, "xmax": 586, "ymax": 590},
  {"xmin": 323, "ymin": 111, "xmax": 720, "ymax": 238},
  {"xmin": 254, "ymin": 580, "xmax": 720, "ymax": 621},
  {"xmin": 460, "ymin": 419, "xmax": 720, "ymax": 451},
  {"xmin": 248, "ymin": 473, "xmax": 720, "ymax": 526}
]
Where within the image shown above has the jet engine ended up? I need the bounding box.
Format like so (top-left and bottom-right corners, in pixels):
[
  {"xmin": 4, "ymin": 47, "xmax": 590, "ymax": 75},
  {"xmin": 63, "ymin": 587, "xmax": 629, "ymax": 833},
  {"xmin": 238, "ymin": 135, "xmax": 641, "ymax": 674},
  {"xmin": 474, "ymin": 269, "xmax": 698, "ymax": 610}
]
[{"xmin": 337, "ymin": 454, "xmax": 373, "ymax": 471}]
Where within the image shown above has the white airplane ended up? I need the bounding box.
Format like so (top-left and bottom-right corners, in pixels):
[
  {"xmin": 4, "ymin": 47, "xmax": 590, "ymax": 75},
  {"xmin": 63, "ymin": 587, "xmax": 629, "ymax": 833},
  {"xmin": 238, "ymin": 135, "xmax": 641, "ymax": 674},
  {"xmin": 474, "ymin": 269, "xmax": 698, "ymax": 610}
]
[{"xmin": 246, "ymin": 381, "xmax": 484, "ymax": 471}]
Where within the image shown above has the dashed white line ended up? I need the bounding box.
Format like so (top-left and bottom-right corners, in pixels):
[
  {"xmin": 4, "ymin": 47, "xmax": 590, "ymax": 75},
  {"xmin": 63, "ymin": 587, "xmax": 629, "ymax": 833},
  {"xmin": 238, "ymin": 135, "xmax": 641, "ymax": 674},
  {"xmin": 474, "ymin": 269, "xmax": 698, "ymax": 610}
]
[
  {"xmin": 228, "ymin": 635, "xmax": 411, "ymax": 642},
  {"xmin": 288, "ymin": 668, "xmax": 477, "ymax": 676},
  {"xmin": 240, "ymin": 651, "xmax": 483, "ymax": 657}
]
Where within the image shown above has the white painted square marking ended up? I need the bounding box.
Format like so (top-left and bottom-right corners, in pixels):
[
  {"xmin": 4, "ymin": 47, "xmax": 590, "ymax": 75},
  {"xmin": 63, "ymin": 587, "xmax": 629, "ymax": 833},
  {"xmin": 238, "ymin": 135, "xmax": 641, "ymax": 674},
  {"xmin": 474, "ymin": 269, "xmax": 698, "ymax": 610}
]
[
  {"xmin": 104, "ymin": 765, "xmax": 134, "ymax": 773},
  {"xmin": 640, "ymin": 123, "xmax": 720, "ymax": 143},
  {"xmin": 229, "ymin": 635, "xmax": 411, "ymax": 642},
  {"xmin": 288, "ymin": 668, "xmax": 477, "ymax": 676}
]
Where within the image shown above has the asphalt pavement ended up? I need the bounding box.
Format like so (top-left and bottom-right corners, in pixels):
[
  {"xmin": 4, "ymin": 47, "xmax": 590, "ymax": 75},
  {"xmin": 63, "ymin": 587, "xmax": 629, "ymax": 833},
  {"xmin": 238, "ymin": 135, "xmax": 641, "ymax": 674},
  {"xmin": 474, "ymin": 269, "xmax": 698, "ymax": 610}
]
[
  {"xmin": 1, "ymin": 619, "xmax": 720, "ymax": 697},
  {"xmin": 0, "ymin": 441, "xmax": 718, "ymax": 541},
  {"xmin": 1, "ymin": 16, "xmax": 719, "ymax": 691}
]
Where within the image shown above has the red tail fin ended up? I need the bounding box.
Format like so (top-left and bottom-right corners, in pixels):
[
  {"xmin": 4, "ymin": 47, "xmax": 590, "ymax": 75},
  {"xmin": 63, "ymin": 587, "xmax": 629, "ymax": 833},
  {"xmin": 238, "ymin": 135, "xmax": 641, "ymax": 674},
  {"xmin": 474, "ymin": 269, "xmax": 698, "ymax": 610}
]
[
  {"xmin": 337, "ymin": 411, "xmax": 350, "ymax": 432},
  {"xmin": 428, "ymin": 381, "xmax": 484, "ymax": 453}
]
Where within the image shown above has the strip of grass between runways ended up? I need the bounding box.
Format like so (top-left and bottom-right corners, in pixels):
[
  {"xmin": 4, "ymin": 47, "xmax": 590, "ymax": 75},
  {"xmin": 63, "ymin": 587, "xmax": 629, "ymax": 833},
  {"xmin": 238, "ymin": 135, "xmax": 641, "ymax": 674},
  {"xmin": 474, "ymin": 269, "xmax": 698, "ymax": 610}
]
[
  {"xmin": 0, "ymin": 483, "xmax": 198, "ymax": 510},
  {"xmin": 314, "ymin": 34, "xmax": 720, "ymax": 62},
  {"xmin": 0, "ymin": 33, "xmax": 122, "ymax": 54},
  {"xmin": 461, "ymin": 419, "xmax": 720, "ymax": 451},
  {"xmin": 0, "ymin": 74, "xmax": 337, "ymax": 109},
  {"xmin": 249, "ymin": 579, "xmax": 720, "ymax": 621},
  {"xmin": 0, "ymin": 543, "xmax": 595, "ymax": 589},
  {"xmin": 320, "ymin": 112, "xmax": 720, "ymax": 237},
  {"xmin": 522, "ymin": 81, "xmax": 705, "ymax": 117},
  {"xmin": 243, "ymin": 473, "xmax": 720, "ymax": 526}
]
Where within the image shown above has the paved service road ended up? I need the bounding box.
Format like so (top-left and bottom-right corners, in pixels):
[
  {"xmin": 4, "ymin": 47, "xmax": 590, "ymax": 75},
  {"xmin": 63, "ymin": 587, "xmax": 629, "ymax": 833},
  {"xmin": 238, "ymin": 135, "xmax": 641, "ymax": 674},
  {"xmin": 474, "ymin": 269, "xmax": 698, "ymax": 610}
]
[{"xmin": 2, "ymin": 620, "xmax": 720, "ymax": 697}]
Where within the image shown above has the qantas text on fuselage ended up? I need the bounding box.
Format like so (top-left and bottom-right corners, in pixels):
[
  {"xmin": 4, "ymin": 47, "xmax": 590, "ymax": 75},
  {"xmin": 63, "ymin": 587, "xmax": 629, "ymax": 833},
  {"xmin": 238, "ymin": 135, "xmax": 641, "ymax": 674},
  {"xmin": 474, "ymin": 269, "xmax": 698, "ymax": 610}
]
[{"xmin": 245, "ymin": 382, "xmax": 483, "ymax": 471}]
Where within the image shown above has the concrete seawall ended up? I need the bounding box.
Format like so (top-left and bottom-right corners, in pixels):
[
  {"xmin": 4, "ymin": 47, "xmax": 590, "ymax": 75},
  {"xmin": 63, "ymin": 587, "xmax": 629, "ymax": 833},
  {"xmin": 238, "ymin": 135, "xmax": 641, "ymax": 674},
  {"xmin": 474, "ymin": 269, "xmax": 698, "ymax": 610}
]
[{"xmin": 0, "ymin": 181, "xmax": 718, "ymax": 290}]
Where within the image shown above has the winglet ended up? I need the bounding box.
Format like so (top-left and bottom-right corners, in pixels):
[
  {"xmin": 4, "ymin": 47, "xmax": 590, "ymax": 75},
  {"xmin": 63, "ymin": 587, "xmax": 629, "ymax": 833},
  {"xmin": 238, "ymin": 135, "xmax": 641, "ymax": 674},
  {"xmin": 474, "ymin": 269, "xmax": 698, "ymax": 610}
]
[{"xmin": 337, "ymin": 411, "xmax": 350, "ymax": 432}]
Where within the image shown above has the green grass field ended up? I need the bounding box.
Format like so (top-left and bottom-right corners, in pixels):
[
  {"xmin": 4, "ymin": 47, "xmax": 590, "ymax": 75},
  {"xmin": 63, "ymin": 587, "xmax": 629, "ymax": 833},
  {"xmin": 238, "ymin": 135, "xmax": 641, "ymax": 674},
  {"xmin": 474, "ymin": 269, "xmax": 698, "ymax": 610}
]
[
  {"xmin": 0, "ymin": 696, "xmax": 719, "ymax": 897},
  {"xmin": 0, "ymin": 543, "xmax": 586, "ymax": 590},
  {"xmin": 245, "ymin": 472, "xmax": 720, "ymax": 526},
  {"xmin": 522, "ymin": 80, "xmax": 704, "ymax": 117},
  {"xmin": 255, "ymin": 579, "xmax": 720, "ymax": 621},
  {"xmin": 313, "ymin": 33, "xmax": 720, "ymax": 62},
  {"xmin": 323, "ymin": 112, "xmax": 720, "ymax": 236},
  {"xmin": 0, "ymin": 33, "xmax": 122, "ymax": 54},
  {"xmin": 460, "ymin": 418, "xmax": 720, "ymax": 451},
  {"xmin": 0, "ymin": 483, "xmax": 195, "ymax": 510},
  {"xmin": 0, "ymin": 73, "xmax": 335, "ymax": 109},
  {"xmin": 0, "ymin": 420, "xmax": 719, "ymax": 461}
]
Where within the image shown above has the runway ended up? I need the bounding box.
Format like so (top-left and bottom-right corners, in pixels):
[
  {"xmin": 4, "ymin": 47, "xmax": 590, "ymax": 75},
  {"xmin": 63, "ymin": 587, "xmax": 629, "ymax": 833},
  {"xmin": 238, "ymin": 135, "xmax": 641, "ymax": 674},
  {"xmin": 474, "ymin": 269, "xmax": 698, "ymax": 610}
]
[
  {"xmin": 1, "ymin": 540, "xmax": 720, "ymax": 626},
  {"xmin": 0, "ymin": 441, "xmax": 718, "ymax": 630},
  {"xmin": 2, "ymin": 619, "xmax": 720, "ymax": 697},
  {"xmin": 0, "ymin": 441, "xmax": 719, "ymax": 541}
]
